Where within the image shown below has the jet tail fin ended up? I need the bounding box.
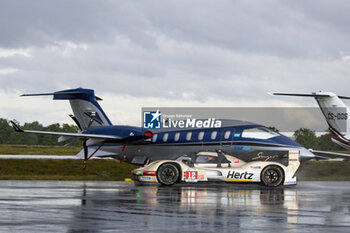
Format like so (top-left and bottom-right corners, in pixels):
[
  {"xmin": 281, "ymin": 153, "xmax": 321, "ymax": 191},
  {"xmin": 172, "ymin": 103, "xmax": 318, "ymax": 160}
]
[
  {"xmin": 272, "ymin": 91, "xmax": 350, "ymax": 148},
  {"xmin": 21, "ymin": 88, "xmax": 112, "ymax": 130}
]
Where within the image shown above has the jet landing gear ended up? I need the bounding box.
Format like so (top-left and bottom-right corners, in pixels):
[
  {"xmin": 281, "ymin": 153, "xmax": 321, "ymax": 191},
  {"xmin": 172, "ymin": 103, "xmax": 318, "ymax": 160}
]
[{"xmin": 82, "ymin": 139, "xmax": 102, "ymax": 169}]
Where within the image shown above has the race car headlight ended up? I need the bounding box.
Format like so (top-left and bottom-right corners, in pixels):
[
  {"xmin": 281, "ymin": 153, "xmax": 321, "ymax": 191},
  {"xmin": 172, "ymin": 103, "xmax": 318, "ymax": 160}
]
[{"xmin": 134, "ymin": 171, "xmax": 143, "ymax": 175}]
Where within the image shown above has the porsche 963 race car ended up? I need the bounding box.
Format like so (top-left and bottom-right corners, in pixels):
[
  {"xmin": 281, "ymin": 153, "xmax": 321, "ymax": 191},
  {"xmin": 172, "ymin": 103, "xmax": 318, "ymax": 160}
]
[{"xmin": 132, "ymin": 150, "xmax": 300, "ymax": 187}]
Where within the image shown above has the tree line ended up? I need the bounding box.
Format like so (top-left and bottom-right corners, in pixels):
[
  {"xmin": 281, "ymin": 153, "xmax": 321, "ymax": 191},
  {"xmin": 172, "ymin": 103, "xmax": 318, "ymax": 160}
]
[
  {"xmin": 293, "ymin": 128, "xmax": 344, "ymax": 151},
  {"xmin": 0, "ymin": 118, "xmax": 80, "ymax": 146},
  {"xmin": 0, "ymin": 118, "xmax": 346, "ymax": 151}
]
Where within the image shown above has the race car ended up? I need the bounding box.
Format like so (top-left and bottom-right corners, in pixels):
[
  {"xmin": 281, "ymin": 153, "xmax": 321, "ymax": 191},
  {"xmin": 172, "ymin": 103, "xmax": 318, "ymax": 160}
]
[{"xmin": 131, "ymin": 150, "xmax": 300, "ymax": 187}]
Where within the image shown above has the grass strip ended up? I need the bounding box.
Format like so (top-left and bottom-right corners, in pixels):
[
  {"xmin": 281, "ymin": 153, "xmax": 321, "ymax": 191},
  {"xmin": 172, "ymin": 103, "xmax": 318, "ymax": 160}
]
[
  {"xmin": 298, "ymin": 161, "xmax": 350, "ymax": 181},
  {"xmin": 0, "ymin": 144, "xmax": 81, "ymax": 155},
  {"xmin": 0, "ymin": 145, "xmax": 350, "ymax": 181},
  {"xmin": 0, "ymin": 159, "xmax": 137, "ymax": 181}
]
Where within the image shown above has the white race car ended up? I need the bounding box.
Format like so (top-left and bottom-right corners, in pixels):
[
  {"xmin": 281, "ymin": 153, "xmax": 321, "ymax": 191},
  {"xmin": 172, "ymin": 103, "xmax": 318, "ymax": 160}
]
[{"xmin": 132, "ymin": 150, "xmax": 300, "ymax": 187}]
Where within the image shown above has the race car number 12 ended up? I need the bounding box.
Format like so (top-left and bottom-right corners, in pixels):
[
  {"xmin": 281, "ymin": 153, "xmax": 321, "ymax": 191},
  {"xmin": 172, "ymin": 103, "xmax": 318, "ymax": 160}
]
[{"xmin": 185, "ymin": 171, "xmax": 198, "ymax": 180}]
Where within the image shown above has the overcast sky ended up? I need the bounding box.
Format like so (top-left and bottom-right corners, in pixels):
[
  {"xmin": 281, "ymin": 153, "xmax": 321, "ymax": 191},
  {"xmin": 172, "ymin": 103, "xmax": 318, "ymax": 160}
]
[{"xmin": 1, "ymin": 0, "xmax": 350, "ymax": 127}]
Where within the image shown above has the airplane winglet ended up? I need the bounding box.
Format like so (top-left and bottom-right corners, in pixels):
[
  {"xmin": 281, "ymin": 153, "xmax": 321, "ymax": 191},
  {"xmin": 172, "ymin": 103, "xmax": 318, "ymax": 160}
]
[{"xmin": 10, "ymin": 120, "xmax": 24, "ymax": 132}]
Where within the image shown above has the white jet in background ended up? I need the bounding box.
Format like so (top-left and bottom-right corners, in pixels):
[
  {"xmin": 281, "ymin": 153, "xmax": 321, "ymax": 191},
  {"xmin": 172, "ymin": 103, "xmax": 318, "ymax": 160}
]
[{"xmin": 272, "ymin": 91, "xmax": 350, "ymax": 157}]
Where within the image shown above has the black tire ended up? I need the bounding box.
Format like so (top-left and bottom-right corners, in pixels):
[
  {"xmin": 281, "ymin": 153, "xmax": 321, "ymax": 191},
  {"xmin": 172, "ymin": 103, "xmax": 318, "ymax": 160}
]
[
  {"xmin": 260, "ymin": 165, "xmax": 284, "ymax": 187},
  {"xmin": 157, "ymin": 163, "xmax": 180, "ymax": 186}
]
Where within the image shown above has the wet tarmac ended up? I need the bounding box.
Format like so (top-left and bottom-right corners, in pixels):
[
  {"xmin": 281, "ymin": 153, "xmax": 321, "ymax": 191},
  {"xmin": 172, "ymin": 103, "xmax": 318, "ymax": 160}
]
[{"xmin": 0, "ymin": 181, "xmax": 349, "ymax": 232}]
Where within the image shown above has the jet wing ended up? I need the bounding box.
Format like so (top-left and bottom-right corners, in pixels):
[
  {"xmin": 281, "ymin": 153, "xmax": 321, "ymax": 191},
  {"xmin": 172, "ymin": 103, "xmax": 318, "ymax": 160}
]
[
  {"xmin": 10, "ymin": 120, "xmax": 122, "ymax": 142},
  {"xmin": 309, "ymin": 149, "xmax": 350, "ymax": 160},
  {"xmin": 10, "ymin": 120, "xmax": 152, "ymax": 147}
]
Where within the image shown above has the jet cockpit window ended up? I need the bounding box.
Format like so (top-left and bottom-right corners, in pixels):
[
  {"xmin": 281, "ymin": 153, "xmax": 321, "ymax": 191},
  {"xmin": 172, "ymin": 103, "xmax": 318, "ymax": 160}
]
[
  {"xmin": 163, "ymin": 133, "xmax": 169, "ymax": 142},
  {"xmin": 152, "ymin": 134, "xmax": 158, "ymax": 142},
  {"xmin": 174, "ymin": 132, "xmax": 180, "ymax": 141},
  {"xmin": 241, "ymin": 127, "xmax": 279, "ymax": 140}
]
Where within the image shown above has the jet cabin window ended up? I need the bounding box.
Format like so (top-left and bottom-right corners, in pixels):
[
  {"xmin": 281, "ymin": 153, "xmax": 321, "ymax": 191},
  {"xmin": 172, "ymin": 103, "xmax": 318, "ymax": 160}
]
[
  {"xmin": 152, "ymin": 134, "xmax": 158, "ymax": 142},
  {"xmin": 211, "ymin": 131, "xmax": 217, "ymax": 140},
  {"xmin": 241, "ymin": 127, "xmax": 279, "ymax": 140},
  {"xmin": 163, "ymin": 133, "xmax": 169, "ymax": 142},
  {"xmin": 186, "ymin": 132, "xmax": 192, "ymax": 141},
  {"xmin": 174, "ymin": 132, "xmax": 180, "ymax": 142},
  {"xmin": 224, "ymin": 130, "xmax": 231, "ymax": 139},
  {"xmin": 198, "ymin": 131, "xmax": 204, "ymax": 141}
]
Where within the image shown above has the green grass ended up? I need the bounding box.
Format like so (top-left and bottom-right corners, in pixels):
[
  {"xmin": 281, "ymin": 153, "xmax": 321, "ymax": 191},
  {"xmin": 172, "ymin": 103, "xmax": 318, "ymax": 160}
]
[
  {"xmin": 0, "ymin": 145, "xmax": 137, "ymax": 180},
  {"xmin": 0, "ymin": 145, "xmax": 350, "ymax": 181},
  {"xmin": 298, "ymin": 161, "xmax": 350, "ymax": 181},
  {"xmin": 0, "ymin": 144, "xmax": 81, "ymax": 155},
  {"xmin": 0, "ymin": 159, "xmax": 137, "ymax": 180}
]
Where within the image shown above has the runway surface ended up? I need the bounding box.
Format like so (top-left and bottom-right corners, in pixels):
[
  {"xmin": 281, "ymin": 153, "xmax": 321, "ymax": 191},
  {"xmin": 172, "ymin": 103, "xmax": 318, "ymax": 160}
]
[{"xmin": 0, "ymin": 181, "xmax": 349, "ymax": 232}]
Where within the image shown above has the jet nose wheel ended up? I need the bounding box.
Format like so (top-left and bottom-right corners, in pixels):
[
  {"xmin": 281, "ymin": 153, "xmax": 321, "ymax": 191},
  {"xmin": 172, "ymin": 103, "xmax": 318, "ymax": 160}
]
[
  {"xmin": 157, "ymin": 163, "xmax": 180, "ymax": 186},
  {"xmin": 261, "ymin": 165, "xmax": 284, "ymax": 187}
]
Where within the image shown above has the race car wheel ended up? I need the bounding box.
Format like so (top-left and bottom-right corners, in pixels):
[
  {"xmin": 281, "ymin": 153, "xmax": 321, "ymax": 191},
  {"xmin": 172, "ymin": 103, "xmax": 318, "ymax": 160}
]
[
  {"xmin": 157, "ymin": 163, "xmax": 180, "ymax": 186},
  {"xmin": 261, "ymin": 165, "xmax": 284, "ymax": 187}
]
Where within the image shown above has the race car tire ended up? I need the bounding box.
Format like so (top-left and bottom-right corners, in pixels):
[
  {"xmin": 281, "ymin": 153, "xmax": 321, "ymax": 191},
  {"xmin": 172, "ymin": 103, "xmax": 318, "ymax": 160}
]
[
  {"xmin": 157, "ymin": 163, "xmax": 180, "ymax": 186},
  {"xmin": 260, "ymin": 165, "xmax": 284, "ymax": 187}
]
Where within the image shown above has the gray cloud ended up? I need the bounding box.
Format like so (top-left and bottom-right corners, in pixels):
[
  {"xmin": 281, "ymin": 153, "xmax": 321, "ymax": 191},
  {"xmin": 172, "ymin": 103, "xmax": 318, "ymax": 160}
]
[
  {"xmin": 0, "ymin": 0, "xmax": 350, "ymax": 125},
  {"xmin": 2, "ymin": 1, "xmax": 350, "ymax": 57}
]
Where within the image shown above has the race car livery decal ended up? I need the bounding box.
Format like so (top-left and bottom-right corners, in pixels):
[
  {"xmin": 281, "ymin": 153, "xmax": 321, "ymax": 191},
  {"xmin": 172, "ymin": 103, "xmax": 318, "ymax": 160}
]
[
  {"xmin": 240, "ymin": 150, "xmax": 289, "ymax": 166},
  {"xmin": 234, "ymin": 146, "xmax": 250, "ymax": 151},
  {"xmin": 284, "ymin": 180, "xmax": 296, "ymax": 185},
  {"xmin": 185, "ymin": 170, "xmax": 199, "ymax": 182},
  {"xmin": 226, "ymin": 170, "xmax": 254, "ymax": 182}
]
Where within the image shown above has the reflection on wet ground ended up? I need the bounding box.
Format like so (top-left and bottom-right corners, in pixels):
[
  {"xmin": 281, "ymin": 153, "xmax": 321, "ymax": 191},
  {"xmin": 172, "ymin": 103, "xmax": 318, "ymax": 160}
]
[{"xmin": 0, "ymin": 181, "xmax": 349, "ymax": 232}]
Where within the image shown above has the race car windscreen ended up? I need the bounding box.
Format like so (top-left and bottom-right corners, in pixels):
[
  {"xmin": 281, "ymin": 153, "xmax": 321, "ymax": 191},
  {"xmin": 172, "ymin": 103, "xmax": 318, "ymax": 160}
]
[{"xmin": 196, "ymin": 155, "xmax": 218, "ymax": 164}]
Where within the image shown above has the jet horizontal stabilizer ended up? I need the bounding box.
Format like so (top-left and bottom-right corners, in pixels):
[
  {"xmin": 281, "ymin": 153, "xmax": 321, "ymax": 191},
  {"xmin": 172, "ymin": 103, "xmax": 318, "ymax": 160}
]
[
  {"xmin": 21, "ymin": 91, "xmax": 103, "ymax": 101},
  {"xmin": 271, "ymin": 92, "xmax": 332, "ymax": 98},
  {"xmin": 272, "ymin": 92, "xmax": 350, "ymax": 100},
  {"xmin": 21, "ymin": 93, "xmax": 54, "ymax": 97},
  {"xmin": 338, "ymin": 96, "xmax": 350, "ymax": 100}
]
